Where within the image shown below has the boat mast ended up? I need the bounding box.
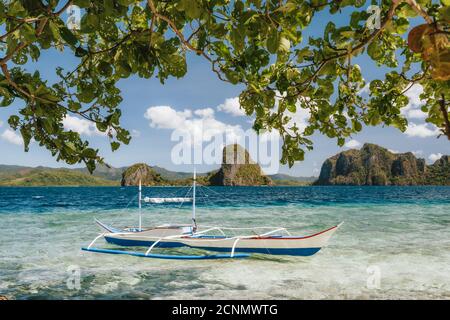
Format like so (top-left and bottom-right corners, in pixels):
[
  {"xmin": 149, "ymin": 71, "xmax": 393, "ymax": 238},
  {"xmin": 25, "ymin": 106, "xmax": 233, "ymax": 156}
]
[
  {"xmin": 138, "ymin": 179, "xmax": 142, "ymax": 231},
  {"xmin": 192, "ymin": 167, "xmax": 197, "ymax": 232}
]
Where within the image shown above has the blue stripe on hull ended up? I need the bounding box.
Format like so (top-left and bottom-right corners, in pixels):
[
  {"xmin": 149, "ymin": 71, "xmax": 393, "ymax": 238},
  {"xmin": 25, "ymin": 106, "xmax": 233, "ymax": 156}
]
[
  {"xmin": 81, "ymin": 247, "xmax": 249, "ymax": 260},
  {"xmin": 191, "ymin": 246, "xmax": 321, "ymax": 256},
  {"xmin": 104, "ymin": 236, "xmax": 186, "ymax": 248},
  {"xmin": 105, "ymin": 236, "xmax": 321, "ymax": 256}
]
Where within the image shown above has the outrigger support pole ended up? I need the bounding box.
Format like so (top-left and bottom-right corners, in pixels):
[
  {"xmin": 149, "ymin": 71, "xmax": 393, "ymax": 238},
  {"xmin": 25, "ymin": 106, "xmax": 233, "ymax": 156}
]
[
  {"xmin": 87, "ymin": 233, "xmax": 106, "ymax": 249},
  {"xmin": 192, "ymin": 167, "xmax": 197, "ymax": 233},
  {"xmin": 138, "ymin": 179, "xmax": 142, "ymax": 231}
]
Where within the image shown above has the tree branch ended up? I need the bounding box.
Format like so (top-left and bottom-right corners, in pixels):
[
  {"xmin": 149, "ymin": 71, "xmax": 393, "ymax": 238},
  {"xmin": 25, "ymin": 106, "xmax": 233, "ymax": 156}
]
[
  {"xmin": 146, "ymin": 0, "xmax": 230, "ymax": 83},
  {"xmin": 0, "ymin": 0, "xmax": 71, "ymax": 65},
  {"xmin": 282, "ymin": 0, "xmax": 402, "ymax": 98},
  {"xmin": 1, "ymin": 64, "xmax": 35, "ymax": 101},
  {"xmin": 147, "ymin": 0, "xmax": 203, "ymax": 55},
  {"xmin": 439, "ymin": 94, "xmax": 450, "ymax": 140},
  {"xmin": 54, "ymin": 1, "xmax": 73, "ymax": 16},
  {"xmin": 404, "ymin": 0, "xmax": 433, "ymax": 24},
  {"xmin": 0, "ymin": 22, "xmax": 25, "ymax": 41},
  {"xmin": 2, "ymin": 63, "xmax": 102, "ymax": 125}
]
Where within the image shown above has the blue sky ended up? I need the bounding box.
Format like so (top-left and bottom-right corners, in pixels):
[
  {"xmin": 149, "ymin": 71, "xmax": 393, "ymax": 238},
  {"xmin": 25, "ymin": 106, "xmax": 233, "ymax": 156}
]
[{"xmin": 0, "ymin": 4, "xmax": 448, "ymax": 176}]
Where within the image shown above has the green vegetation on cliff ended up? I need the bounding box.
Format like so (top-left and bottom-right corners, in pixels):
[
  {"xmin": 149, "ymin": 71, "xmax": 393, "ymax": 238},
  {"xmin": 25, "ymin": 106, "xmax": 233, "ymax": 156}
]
[
  {"xmin": 0, "ymin": 168, "xmax": 118, "ymax": 186},
  {"xmin": 208, "ymin": 144, "xmax": 273, "ymax": 186},
  {"xmin": 425, "ymin": 156, "xmax": 450, "ymax": 185},
  {"xmin": 3, "ymin": 143, "xmax": 444, "ymax": 187},
  {"xmin": 121, "ymin": 163, "xmax": 165, "ymax": 186},
  {"xmin": 75, "ymin": 164, "xmax": 126, "ymax": 181},
  {"xmin": 315, "ymin": 143, "xmax": 449, "ymax": 186}
]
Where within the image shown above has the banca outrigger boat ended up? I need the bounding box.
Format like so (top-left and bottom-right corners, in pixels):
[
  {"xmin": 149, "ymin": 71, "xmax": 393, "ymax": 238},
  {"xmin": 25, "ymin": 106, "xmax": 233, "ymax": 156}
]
[{"xmin": 82, "ymin": 170, "xmax": 343, "ymax": 260}]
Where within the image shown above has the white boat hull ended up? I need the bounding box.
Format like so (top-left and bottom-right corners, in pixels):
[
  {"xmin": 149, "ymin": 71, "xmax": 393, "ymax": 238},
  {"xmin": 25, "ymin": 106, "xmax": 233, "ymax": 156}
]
[{"xmin": 103, "ymin": 224, "xmax": 342, "ymax": 256}]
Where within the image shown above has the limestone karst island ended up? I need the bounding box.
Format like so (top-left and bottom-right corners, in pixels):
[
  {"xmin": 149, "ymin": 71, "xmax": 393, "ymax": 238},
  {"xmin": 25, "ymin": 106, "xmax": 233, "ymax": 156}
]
[{"xmin": 0, "ymin": 144, "xmax": 448, "ymax": 187}]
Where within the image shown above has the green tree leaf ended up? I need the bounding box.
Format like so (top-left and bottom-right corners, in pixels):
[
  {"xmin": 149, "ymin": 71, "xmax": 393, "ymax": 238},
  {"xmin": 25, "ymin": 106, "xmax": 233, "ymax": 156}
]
[
  {"xmin": 0, "ymin": 0, "xmax": 447, "ymax": 173},
  {"xmin": 58, "ymin": 26, "xmax": 78, "ymax": 46}
]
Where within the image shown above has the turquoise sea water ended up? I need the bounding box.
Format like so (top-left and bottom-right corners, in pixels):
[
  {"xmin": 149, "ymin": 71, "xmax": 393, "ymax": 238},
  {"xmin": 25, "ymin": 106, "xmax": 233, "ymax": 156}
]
[{"xmin": 0, "ymin": 186, "xmax": 449, "ymax": 299}]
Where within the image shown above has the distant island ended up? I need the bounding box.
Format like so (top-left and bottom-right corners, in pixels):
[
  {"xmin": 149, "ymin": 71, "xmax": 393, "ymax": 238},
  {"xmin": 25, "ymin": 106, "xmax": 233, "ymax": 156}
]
[
  {"xmin": 0, "ymin": 144, "xmax": 312, "ymax": 187},
  {"xmin": 0, "ymin": 166, "xmax": 117, "ymax": 187},
  {"xmin": 0, "ymin": 164, "xmax": 311, "ymax": 187},
  {"xmin": 206, "ymin": 144, "xmax": 274, "ymax": 186},
  {"xmin": 0, "ymin": 143, "xmax": 447, "ymax": 187},
  {"xmin": 121, "ymin": 144, "xmax": 310, "ymax": 186},
  {"xmin": 315, "ymin": 143, "xmax": 450, "ymax": 186}
]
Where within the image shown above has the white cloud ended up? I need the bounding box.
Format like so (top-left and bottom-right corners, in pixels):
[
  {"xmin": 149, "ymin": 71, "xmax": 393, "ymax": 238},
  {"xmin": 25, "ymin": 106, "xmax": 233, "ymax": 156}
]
[
  {"xmin": 404, "ymin": 122, "xmax": 440, "ymax": 138},
  {"xmin": 358, "ymin": 83, "xmax": 370, "ymax": 96},
  {"xmin": 360, "ymin": 83, "xmax": 427, "ymax": 120},
  {"xmin": 258, "ymin": 130, "xmax": 280, "ymax": 143},
  {"xmin": 428, "ymin": 153, "xmax": 443, "ymax": 163},
  {"xmin": 344, "ymin": 139, "xmax": 362, "ymax": 149},
  {"xmin": 63, "ymin": 115, "xmax": 105, "ymax": 136},
  {"xmin": 388, "ymin": 149, "xmax": 399, "ymax": 154},
  {"xmin": 1, "ymin": 129, "xmax": 23, "ymax": 145},
  {"xmin": 406, "ymin": 109, "xmax": 427, "ymax": 119},
  {"xmin": 286, "ymin": 106, "xmax": 310, "ymax": 134},
  {"xmin": 145, "ymin": 105, "xmax": 243, "ymax": 145},
  {"xmin": 255, "ymin": 96, "xmax": 311, "ymax": 143},
  {"xmin": 194, "ymin": 107, "xmax": 215, "ymax": 118},
  {"xmin": 216, "ymin": 93, "xmax": 311, "ymax": 138},
  {"xmin": 144, "ymin": 106, "xmax": 191, "ymax": 129},
  {"xmin": 273, "ymin": 93, "xmax": 311, "ymax": 135},
  {"xmin": 1, "ymin": 116, "xmax": 106, "ymax": 146},
  {"xmin": 1, "ymin": 116, "xmax": 106, "ymax": 145},
  {"xmin": 131, "ymin": 129, "xmax": 141, "ymax": 138},
  {"xmin": 401, "ymin": 84, "xmax": 428, "ymax": 120},
  {"xmin": 412, "ymin": 150, "xmax": 423, "ymax": 157},
  {"xmin": 217, "ymin": 97, "xmax": 246, "ymax": 117}
]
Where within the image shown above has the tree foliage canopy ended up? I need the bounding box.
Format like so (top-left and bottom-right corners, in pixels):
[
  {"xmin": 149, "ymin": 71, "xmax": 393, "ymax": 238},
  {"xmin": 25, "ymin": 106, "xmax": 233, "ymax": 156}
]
[{"xmin": 0, "ymin": 0, "xmax": 449, "ymax": 171}]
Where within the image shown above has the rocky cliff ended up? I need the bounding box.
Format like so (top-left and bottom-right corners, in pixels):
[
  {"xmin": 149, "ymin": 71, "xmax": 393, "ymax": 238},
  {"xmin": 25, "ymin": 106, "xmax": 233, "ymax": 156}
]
[
  {"xmin": 121, "ymin": 163, "xmax": 166, "ymax": 186},
  {"xmin": 425, "ymin": 155, "xmax": 450, "ymax": 185},
  {"xmin": 315, "ymin": 143, "xmax": 449, "ymax": 186},
  {"xmin": 208, "ymin": 144, "xmax": 273, "ymax": 186}
]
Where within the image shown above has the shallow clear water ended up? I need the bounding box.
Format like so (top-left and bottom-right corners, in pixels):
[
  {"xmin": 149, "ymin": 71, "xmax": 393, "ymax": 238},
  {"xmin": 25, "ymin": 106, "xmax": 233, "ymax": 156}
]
[{"xmin": 0, "ymin": 186, "xmax": 449, "ymax": 299}]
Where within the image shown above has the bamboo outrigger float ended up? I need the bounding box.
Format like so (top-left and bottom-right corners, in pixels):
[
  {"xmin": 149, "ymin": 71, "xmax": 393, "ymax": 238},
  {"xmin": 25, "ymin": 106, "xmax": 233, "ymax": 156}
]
[{"xmin": 82, "ymin": 170, "xmax": 343, "ymax": 260}]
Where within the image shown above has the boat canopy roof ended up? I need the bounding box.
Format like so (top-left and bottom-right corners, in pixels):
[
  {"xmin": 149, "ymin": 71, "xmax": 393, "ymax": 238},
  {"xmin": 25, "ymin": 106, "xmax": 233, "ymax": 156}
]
[{"xmin": 143, "ymin": 197, "xmax": 193, "ymax": 204}]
